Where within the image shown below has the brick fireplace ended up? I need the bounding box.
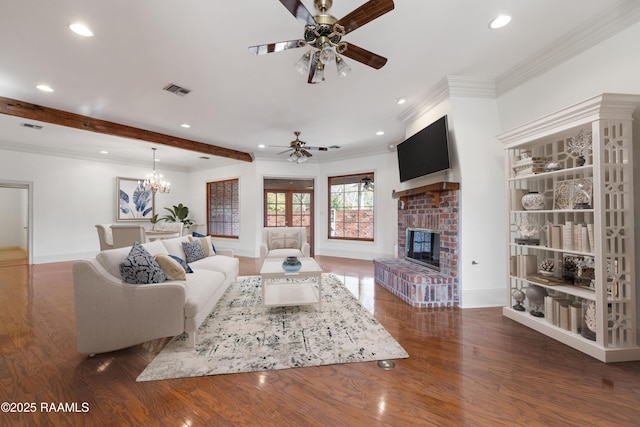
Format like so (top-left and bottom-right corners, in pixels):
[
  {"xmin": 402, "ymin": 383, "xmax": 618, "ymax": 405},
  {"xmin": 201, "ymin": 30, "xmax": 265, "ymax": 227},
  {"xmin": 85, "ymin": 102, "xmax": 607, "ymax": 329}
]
[{"xmin": 374, "ymin": 182, "xmax": 460, "ymax": 308}]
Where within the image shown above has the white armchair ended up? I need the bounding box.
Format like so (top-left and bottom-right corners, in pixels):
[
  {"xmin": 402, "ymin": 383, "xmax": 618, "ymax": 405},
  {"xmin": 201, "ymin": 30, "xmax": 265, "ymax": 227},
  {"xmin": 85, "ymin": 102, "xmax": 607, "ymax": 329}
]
[{"xmin": 260, "ymin": 227, "xmax": 310, "ymax": 265}]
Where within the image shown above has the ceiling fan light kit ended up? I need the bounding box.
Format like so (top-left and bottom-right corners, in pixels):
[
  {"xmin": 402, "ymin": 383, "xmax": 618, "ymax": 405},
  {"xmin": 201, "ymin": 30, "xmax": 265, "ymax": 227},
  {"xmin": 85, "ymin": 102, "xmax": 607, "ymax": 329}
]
[{"xmin": 249, "ymin": 0, "xmax": 394, "ymax": 84}]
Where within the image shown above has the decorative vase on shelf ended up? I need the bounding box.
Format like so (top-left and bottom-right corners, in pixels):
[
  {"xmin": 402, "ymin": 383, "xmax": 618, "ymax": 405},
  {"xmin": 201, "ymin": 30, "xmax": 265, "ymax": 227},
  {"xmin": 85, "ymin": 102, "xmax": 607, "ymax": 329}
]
[
  {"xmin": 521, "ymin": 191, "xmax": 545, "ymax": 210},
  {"xmin": 526, "ymin": 285, "xmax": 548, "ymax": 318},
  {"xmin": 576, "ymin": 156, "xmax": 586, "ymax": 167}
]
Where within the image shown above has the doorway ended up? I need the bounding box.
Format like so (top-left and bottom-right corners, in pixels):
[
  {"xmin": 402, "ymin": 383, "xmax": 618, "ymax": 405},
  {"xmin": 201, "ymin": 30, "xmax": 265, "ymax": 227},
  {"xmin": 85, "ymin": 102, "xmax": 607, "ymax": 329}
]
[
  {"xmin": 264, "ymin": 178, "xmax": 314, "ymax": 257},
  {"xmin": 0, "ymin": 182, "xmax": 32, "ymax": 266}
]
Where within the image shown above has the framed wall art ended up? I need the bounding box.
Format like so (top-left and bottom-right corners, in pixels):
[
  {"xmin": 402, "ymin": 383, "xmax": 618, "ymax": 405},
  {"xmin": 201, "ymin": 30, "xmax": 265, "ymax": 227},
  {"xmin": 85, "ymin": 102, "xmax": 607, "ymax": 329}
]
[{"xmin": 116, "ymin": 177, "xmax": 154, "ymax": 221}]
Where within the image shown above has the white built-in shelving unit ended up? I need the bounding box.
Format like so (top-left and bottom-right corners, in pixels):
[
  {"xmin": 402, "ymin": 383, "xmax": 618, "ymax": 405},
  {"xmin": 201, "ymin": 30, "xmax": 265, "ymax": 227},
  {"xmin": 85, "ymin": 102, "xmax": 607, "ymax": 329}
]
[{"xmin": 498, "ymin": 93, "xmax": 640, "ymax": 362}]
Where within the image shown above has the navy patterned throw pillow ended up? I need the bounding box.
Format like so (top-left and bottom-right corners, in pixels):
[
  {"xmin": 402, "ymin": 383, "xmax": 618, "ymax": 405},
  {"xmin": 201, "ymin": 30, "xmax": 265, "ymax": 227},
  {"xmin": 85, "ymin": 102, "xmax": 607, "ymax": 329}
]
[
  {"xmin": 119, "ymin": 242, "xmax": 166, "ymax": 284},
  {"xmin": 182, "ymin": 241, "xmax": 206, "ymax": 263},
  {"xmin": 192, "ymin": 231, "xmax": 216, "ymax": 253},
  {"xmin": 169, "ymin": 255, "xmax": 193, "ymax": 273}
]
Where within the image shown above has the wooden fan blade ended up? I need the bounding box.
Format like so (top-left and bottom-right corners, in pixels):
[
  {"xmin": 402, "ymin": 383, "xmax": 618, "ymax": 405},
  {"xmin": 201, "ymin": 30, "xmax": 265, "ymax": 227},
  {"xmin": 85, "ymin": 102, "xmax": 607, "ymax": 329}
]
[
  {"xmin": 306, "ymin": 146, "xmax": 329, "ymax": 151},
  {"xmin": 248, "ymin": 40, "xmax": 306, "ymax": 55},
  {"xmin": 276, "ymin": 148, "xmax": 294, "ymax": 155},
  {"xmin": 301, "ymin": 149, "xmax": 313, "ymax": 157},
  {"xmin": 335, "ymin": 0, "xmax": 394, "ymax": 35},
  {"xmin": 339, "ymin": 43, "xmax": 387, "ymax": 69},
  {"xmin": 279, "ymin": 0, "xmax": 317, "ymax": 26}
]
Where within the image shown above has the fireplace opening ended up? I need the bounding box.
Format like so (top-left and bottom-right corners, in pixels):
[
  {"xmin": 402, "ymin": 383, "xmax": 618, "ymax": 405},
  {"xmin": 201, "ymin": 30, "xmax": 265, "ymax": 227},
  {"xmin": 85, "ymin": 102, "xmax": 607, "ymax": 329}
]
[{"xmin": 405, "ymin": 228, "xmax": 440, "ymax": 270}]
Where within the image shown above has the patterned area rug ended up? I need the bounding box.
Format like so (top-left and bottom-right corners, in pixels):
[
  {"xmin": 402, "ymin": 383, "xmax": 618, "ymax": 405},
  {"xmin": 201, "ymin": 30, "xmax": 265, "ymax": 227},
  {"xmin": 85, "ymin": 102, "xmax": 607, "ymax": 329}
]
[{"xmin": 137, "ymin": 274, "xmax": 408, "ymax": 381}]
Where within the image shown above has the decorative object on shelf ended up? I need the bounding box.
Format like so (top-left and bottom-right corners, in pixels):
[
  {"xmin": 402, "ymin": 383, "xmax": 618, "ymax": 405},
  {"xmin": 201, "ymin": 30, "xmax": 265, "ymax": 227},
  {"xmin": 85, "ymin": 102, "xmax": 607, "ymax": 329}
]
[
  {"xmin": 576, "ymin": 257, "xmax": 596, "ymax": 289},
  {"xmin": 512, "ymin": 155, "xmax": 547, "ymax": 176},
  {"xmin": 562, "ymin": 254, "xmax": 595, "ymax": 288},
  {"xmin": 553, "ymin": 178, "xmax": 593, "ymax": 209},
  {"xmin": 282, "ymin": 256, "xmax": 302, "ymax": 272},
  {"xmin": 526, "ymin": 285, "xmax": 548, "ymax": 318},
  {"xmin": 573, "ymin": 180, "xmax": 592, "ymax": 209},
  {"xmin": 521, "ymin": 191, "xmax": 545, "ymax": 210},
  {"xmin": 544, "ymin": 161, "xmax": 562, "ymax": 172},
  {"xmin": 581, "ymin": 299, "xmax": 597, "ymax": 341},
  {"xmin": 138, "ymin": 148, "xmax": 170, "ymax": 194},
  {"xmin": 567, "ymin": 128, "xmax": 592, "ymax": 166},
  {"xmin": 511, "ymin": 288, "xmax": 526, "ymax": 311},
  {"xmin": 520, "ymin": 150, "xmax": 532, "ymax": 160},
  {"xmin": 515, "ymin": 215, "xmax": 540, "ymax": 245},
  {"xmin": 538, "ymin": 259, "xmax": 554, "ymax": 277}
]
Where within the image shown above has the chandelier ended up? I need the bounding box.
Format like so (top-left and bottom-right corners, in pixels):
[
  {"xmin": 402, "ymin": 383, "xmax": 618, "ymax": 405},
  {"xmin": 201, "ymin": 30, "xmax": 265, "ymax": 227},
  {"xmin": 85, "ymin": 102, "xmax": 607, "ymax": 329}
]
[{"xmin": 138, "ymin": 148, "xmax": 170, "ymax": 194}]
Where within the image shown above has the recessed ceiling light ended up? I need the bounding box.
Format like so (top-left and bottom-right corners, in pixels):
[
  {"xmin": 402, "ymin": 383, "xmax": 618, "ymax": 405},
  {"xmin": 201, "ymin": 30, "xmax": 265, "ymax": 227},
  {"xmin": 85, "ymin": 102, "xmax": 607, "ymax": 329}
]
[
  {"xmin": 489, "ymin": 15, "xmax": 511, "ymax": 29},
  {"xmin": 36, "ymin": 84, "xmax": 54, "ymax": 92},
  {"xmin": 180, "ymin": 123, "xmax": 191, "ymax": 128},
  {"xmin": 69, "ymin": 23, "xmax": 94, "ymax": 37},
  {"xmin": 258, "ymin": 144, "xmax": 266, "ymax": 149},
  {"xmin": 395, "ymin": 98, "xmax": 406, "ymax": 105},
  {"xmin": 376, "ymin": 131, "xmax": 385, "ymax": 136},
  {"xmin": 100, "ymin": 150, "xmax": 108, "ymax": 154}
]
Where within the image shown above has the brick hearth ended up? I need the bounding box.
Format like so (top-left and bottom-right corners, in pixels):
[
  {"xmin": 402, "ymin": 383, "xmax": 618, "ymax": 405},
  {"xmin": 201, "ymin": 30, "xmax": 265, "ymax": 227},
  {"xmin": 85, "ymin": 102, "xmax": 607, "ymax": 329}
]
[{"xmin": 374, "ymin": 183, "xmax": 459, "ymax": 308}]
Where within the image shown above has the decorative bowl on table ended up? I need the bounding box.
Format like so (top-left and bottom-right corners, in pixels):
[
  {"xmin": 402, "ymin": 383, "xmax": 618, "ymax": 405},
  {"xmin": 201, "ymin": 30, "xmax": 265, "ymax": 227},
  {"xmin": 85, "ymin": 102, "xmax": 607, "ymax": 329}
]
[{"xmin": 282, "ymin": 256, "xmax": 302, "ymax": 272}]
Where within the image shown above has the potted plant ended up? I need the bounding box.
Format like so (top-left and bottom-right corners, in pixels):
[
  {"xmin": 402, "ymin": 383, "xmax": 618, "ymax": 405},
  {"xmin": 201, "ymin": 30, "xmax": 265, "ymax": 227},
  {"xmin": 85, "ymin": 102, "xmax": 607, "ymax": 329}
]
[
  {"xmin": 162, "ymin": 203, "xmax": 194, "ymax": 231},
  {"xmin": 149, "ymin": 213, "xmax": 163, "ymax": 230}
]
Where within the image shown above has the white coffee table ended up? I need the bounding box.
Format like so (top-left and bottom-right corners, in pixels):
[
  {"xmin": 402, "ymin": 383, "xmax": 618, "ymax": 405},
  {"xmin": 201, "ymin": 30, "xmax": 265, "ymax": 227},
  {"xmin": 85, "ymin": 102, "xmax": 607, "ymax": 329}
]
[{"xmin": 260, "ymin": 257, "xmax": 323, "ymax": 308}]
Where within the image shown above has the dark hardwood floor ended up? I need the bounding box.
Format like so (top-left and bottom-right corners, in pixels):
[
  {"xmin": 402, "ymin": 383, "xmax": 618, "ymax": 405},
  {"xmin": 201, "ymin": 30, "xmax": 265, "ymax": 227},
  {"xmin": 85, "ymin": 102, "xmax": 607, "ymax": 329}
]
[{"xmin": 1, "ymin": 256, "xmax": 639, "ymax": 426}]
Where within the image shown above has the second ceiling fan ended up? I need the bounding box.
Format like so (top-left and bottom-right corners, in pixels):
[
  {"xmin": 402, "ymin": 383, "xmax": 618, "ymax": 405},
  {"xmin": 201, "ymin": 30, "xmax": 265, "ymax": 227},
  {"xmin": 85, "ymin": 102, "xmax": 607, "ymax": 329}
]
[
  {"xmin": 249, "ymin": 0, "xmax": 395, "ymax": 83},
  {"xmin": 272, "ymin": 131, "xmax": 340, "ymax": 163}
]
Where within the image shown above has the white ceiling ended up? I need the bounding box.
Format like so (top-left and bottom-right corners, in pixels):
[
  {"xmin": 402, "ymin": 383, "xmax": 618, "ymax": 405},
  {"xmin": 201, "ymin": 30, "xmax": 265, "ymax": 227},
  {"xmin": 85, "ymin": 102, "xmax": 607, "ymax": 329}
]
[{"xmin": 1, "ymin": 0, "xmax": 637, "ymax": 171}]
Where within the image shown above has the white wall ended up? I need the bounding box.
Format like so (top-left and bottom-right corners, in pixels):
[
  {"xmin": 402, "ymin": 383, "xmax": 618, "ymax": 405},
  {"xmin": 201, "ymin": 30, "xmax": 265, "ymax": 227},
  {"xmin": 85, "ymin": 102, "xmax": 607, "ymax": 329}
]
[
  {"xmin": 449, "ymin": 97, "xmax": 505, "ymax": 307},
  {"xmin": 402, "ymin": 97, "xmax": 505, "ymax": 308},
  {"xmin": 0, "ymin": 149, "xmax": 191, "ymax": 263},
  {"xmin": 314, "ymin": 151, "xmax": 398, "ymax": 260},
  {"xmin": 188, "ymin": 153, "xmax": 398, "ymax": 260},
  {"xmin": 497, "ymin": 21, "xmax": 640, "ymax": 129}
]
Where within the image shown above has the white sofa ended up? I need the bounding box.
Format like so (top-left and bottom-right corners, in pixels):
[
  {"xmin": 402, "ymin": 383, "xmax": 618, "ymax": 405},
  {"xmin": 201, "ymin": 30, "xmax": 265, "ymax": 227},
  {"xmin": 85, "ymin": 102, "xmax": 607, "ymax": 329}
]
[
  {"xmin": 72, "ymin": 235, "xmax": 239, "ymax": 355},
  {"xmin": 260, "ymin": 227, "xmax": 310, "ymax": 265}
]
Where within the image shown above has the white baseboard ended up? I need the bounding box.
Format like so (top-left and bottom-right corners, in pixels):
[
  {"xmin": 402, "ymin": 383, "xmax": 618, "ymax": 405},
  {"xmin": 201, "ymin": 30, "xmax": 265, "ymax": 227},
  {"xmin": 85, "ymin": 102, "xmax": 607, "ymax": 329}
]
[{"xmin": 459, "ymin": 288, "xmax": 507, "ymax": 308}]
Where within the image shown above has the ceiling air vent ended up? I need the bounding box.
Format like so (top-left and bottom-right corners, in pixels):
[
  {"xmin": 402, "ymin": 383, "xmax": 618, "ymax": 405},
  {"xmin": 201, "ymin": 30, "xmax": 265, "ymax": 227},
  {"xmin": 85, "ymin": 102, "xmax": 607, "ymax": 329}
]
[
  {"xmin": 21, "ymin": 122, "xmax": 43, "ymax": 130},
  {"xmin": 163, "ymin": 83, "xmax": 191, "ymax": 96}
]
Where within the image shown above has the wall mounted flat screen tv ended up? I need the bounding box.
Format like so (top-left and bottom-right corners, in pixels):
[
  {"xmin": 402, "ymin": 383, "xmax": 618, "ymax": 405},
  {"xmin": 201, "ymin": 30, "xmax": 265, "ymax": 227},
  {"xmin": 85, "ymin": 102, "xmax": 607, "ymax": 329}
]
[{"xmin": 397, "ymin": 115, "xmax": 451, "ymax": 182}]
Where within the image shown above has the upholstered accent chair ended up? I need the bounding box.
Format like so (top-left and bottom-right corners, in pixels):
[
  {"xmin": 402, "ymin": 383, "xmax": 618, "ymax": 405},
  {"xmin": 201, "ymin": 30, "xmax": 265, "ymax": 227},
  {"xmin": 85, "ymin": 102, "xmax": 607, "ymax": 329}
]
[
  {"xmin": 95, "ymin": 224, "xmax": 114, "ymax": 251},
  {"xmin": 155, "ymin": 221, "xmax": 184, "ymax": 236},
  {"xmin": 260, "ymin": 227, "xmax": 310, "ymax": 265},
  {"xmin": 110, "ymin": 224, "xmax": 146, "ymax": 249}
]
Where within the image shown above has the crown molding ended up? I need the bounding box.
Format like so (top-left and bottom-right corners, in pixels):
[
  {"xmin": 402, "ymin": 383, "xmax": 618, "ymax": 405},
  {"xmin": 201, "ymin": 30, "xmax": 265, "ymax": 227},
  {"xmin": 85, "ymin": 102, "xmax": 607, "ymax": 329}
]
[
  {"xmin": 397, "ymin": 76, "xmax": 495, "ymax": 123},
  {"xmin": 399, "ymin": 1, "xmax": 640, "ymax": 123},
  {"xmin": 496, "ymin": 0, "xmax": 640, "ymax": 96}
]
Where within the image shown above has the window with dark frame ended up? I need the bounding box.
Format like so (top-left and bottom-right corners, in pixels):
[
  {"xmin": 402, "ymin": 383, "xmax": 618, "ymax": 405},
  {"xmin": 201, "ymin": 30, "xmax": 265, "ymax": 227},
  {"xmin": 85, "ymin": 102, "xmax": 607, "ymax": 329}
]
[
  {"xmin": 206, "ymin": 178, "xmax": 239, "ymax": 238},
  {"xmin": 328, "ymin": 172, "xmax": 374, "ymax": 241}
]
